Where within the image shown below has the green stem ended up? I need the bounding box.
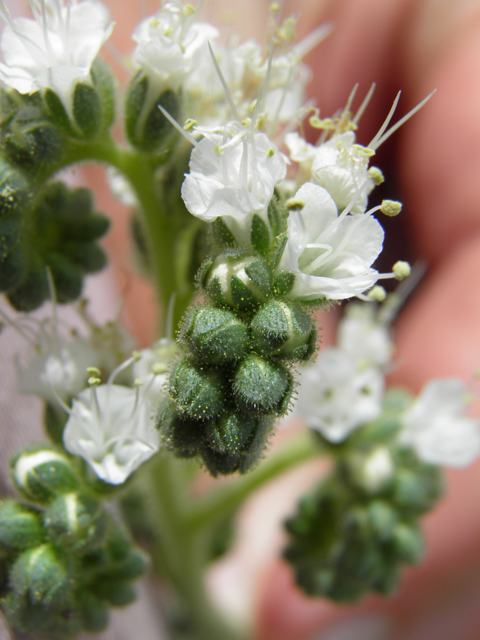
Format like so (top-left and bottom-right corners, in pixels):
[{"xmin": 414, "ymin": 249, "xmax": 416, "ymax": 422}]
[
  {"xmin": 148, "ymin": 453, "xmax": 243, "ymax": 640},
  {"xmin": 47, "ymin": 136, "xmax": 194, "ymax": 334},
  {"xmin": 187, "ymin": 432, "xmax": 321, "ymax": 531}
]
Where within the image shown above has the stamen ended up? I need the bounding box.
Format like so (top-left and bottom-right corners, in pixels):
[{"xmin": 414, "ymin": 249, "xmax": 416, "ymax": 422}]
[
  {"xmin": 165, "ymin": 293, "xmax": 176, "ymax": 341},
  {"xmin": 207, "ymin": 41, "xmax": 240, "ymax": 122},
  {"xmin": 0, "ymin": 307, "xmax": 38, "ymax": 347},
  {"xmin": 368, "ymin": 91, "xmax": 401, "ymax": 150},
  {"xmin": 46, "ymin": 381, "xmax": 72, "ymax": 415},
  {"xmin": 107, "ymin": 355, "xmax": 136, "ymax": 386},
  {"xmin": 353, "ymin": 83, "xmax": 376, "ymax": 125},
  {"xmin": 40, "ymin": 0, "xmax": 54, "ymax": 61},
  {"xmin": 158, "ymin": 105, "xmax": 198, "ymax": 147},
  {"xmin": 293, "ymin": 22, "xmax": 333, "ymax": 59},
  {"xmin": 372, "ymin": 89, "xmax": 436, "ymax": 150}
]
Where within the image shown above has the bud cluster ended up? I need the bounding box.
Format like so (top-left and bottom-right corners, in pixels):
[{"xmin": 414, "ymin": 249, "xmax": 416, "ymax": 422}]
[
  {"xmin": 158, "ymin": 244, "xmax": 317, "ymax": 476},
  {"xmin": 0, "ymin": 179, "xmax": 110, "ymax": 311},
  {"xmin": 284, "ymin": 392, "xmax": 444, "ymax": 602},
  {"xmin": 0, "ymin": 445, "xmax": 148, "ymax": 640}
]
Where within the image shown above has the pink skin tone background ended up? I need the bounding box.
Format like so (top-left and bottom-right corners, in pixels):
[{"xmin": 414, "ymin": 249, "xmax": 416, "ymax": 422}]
[{"xmin": 5, "ymin": 1, "xmax": 479, "ymax": 639}]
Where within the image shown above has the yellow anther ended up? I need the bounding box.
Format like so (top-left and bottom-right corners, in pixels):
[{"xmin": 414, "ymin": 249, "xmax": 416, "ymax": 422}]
[
  {"xmin": 392, "ymin": 261, "xmax": 411, "ymax": 281},
  {"xmin": 286, "ymin": 197, "xmax": 304, "ymax": 210},
  {"xmin": 87, "ymin": 367, "xmax": 101, "ymax": 377},
  {"xmin": 353, "ymin": 144, "xmax": 375, "ymax": 157},
  {"xmin": 214, "ymin": 142, "xmax": 224, "ymax": 156},
  {"xmin": 183, "ymin": 118, "xmax": 197, "ymax": 130},
  {"xmin": 380, "ymin": 200, "xmax": 402, "ymax": 217},
  {"xmin": 133, "ymin": 350, "xmax": 142, "ymax": 362},
  {"xmin": 183, "ymin": 4, "xmax": 195, "ymax": 16},
  {"xmin": 269, "ymin": 3, "xmax": 280, "ymax": 11},
  {"xmin": 265, "ymin": 148, "xmax": 275, "ymax": 157},
  {"xmin": 88, "ymin": 377, "xmax": 101, "ymax": 386},
  {"xmin": 368, "ymin": 286, "xmax": 387, "ymax": 302},
  {"xmin": 368, "ymin": 166, "xmax": 384, "ymax": 185},
  {"xmin": 133, "ymin": 378, "xmax": 143, "ymax": 387},
  {"xmin": 151, "ymin": 362, "xmax": 167, "ymax": 376},
  {"xmin": 309, "ymin": 116, "xmax": 334, "ymax": 130}
]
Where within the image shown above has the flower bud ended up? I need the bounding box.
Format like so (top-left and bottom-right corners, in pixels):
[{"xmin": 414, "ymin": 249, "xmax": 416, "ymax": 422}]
[
  {"xmin": 0, "ymin": 158, "xmax": 32, "ymax": 219},
  {"xmin": 79, "ymin": 591, "xmax": 109, "ymax": 633},
  {"xmin": 392, "ymin": 460, "xmax": 443, "ymax": 516},
  {"xmin": 125, "ymin": 72, "xmax": 180, "ymax": 152},
  {"xmin": 181, "ymin": 305, "xmax": 249, "ymax": 366},
  {"xmin": 250, "ymin": 300, "xmax": 316, "ymax": 361},
  {"xmin": 11, "ymin": 446, "xmax": 79, "ymax": 504},
  {"xmin": 390, "ymin": 523, "xmax": 424, "ymax": 563},
  {"xmin": 170, "ymin": 358, "xmax": 225, "ymax": 420},
  {"xmin": 233, "ymin": 355, "xmax": 293, "ymax": 415},
  {"xmin": 92, "ymin": 578, "xmax": 136, "ymax": 607},
  {"xmin": 0, "ymin": 216, "xmax": 28, "ymax": 291},
  {"xmin": 0, "ymin": 500, "xmax": 45, "ymax": 554},
  {"xmin": 4, "ymin": 106, "xmax": 64, "ymax": 172},
  {"xmin": 158, "ymin": 399, "xmax": 204, "ymax": 458},
  {"xmin": 201, "ymin": 249, "xmax": 272, "ymax": 314},
  {"xmin": 9, "ymin": 543, "xmax": 73, "ymax": 608},
  {"xmin": 205, "ymin": 412, "xmax": 257, "ymax": 455},
  {"xmin": 43, "ymin": 493, "xmax": 108, "ymax": 552}
]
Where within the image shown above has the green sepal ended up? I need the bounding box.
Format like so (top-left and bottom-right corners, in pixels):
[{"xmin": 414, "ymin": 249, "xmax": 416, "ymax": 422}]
[
  {"xmin": 90, "ymin": 56, "xmax": 116, "ymax": 131},
  {"xmin": 0, "ymin": 500, "xmax": 45, "ymax": 554},
  {"xmin": 233, "ymin": 355, "xmax": 293, "ymax": 415},
  {"xmin": 211, "ymin": 217, "xmax": 238, "ymax": 248},
  {"xmin": 269, "ymin": 232, "xmax": 288, "ymax": 270},
  {"xmin": 125, "ymin": 72, "xmax": 179, "ymax": 152},
  {"xmin": 272, "ymin": 270, "xmax": 295, "ymax": 296},
  {"xmin": 72, "ymin": 82, "xmax": 102, "ymax": 138},
  {"xmin": 251, "ymin": 213, "xmax": 270, "ymax": 256},
  {"xmin": 44, "ymin": 89, "xmax": 76, "ymax": 136},
  {"xmin": 267, "ymin": 195, "xmax": 288, "ymax": 237}
]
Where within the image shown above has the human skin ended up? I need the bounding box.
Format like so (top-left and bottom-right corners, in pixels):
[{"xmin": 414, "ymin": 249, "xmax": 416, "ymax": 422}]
[{"xmin": 84, "ymin": 0, "xmax": 480, "ymax": 638}]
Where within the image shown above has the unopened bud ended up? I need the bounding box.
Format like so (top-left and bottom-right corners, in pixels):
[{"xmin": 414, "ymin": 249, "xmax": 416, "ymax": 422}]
[
  {"xmin": 0, "ymin": 500, "xmax": 45, "ymax": 553},
  {"xmin": 11, "ymin": 446, "xmax": 79, "ymax": 504},
  {"xmin": 233, "ymin": 355, "xmax": 292, "ymax": 415},
  {"xmin": 170, "ymin": 359, "xmax": 225, "ymax": 420}
]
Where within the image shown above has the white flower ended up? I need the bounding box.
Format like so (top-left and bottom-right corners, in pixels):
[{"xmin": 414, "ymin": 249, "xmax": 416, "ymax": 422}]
[
  {"xmin": 311, "ymin": 131, "xmax": 375, "ymax": 213},
  {"xmin": 132, "ymin": 338, "xmax": 177, "ymax": 412},
  {"xmin": 63, "ymin": 383, "xmax": 160, "ymax": 484},
  {"xmin": 181, "ymin": 122, "xmax": 286, "ymax": 243},
  {"xmin": 294, "ymin": 347, "xmax": 384, "ymax": 443},
  {"xmin": 17, "ymin": 335, "xmax": 99, "ymax": 403},
  {"xmin": 278, "ymin": 182, "xmax": 384, "ymax": 301},
  {"xmin": 0, "ymin": 0, "xmax": 113, "ymax": 117},
  {"xmin": 132, "ymin": 1, "xmax": 217, "ymax": 93},
  {"xmin": 337, "ymin": 305, "xmax": 393, "ymax": 369},
  {"xmin": 400, "ymin": 379, "xmax": 480, "ymax": 468}
]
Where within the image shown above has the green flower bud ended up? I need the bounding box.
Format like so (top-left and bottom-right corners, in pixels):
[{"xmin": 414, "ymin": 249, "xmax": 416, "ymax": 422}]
[
  {"xmin": 201, "ymin": 249, "xmax": 272, "ymax": 313},
  {"xmin": 181, "ymin": 305, "xmax": 249, "ymax": 365},
  {"xmin": 11, "ymin": 446, "xmax": 79, "ymax": 504},
  {"xmin": 6, "ymin": 254, "xmax": 49, "ymax": 311},
  {"xmin": 200, "ymin": 446, "xmax": 242, "ymax": 477},
  {"xmin": 0, "ymin": 158, "xmax": 32, "ymax": 219},
  {"xmin": 205, "ymin": 412, "xmax": 257, "ymax": 455},
  {"xmin": 392, "ymin": 461, "xmax": 443, "ymax": 516},
  {"xmin": 0, "ymin": 500, "xmax": 45, "ymax": 554},
  {"xmin": 125, "ymin": 72, "xmax": 179, "ymax": 152},
  {"xmin": 158, "ymin": 399, "xmax": 204, "ymax": 458},
  {"xmin": 250, "ymin": 300, "xmax": 316, "ymax": 361},
  {"xmin": 43, "ymin": 493, "xmax": 108, "ymax": 552},
  {"xmin": 0, "ymin": 215, "xmax": 28, "ymax": 291},
  {"xmin": 366, "ymin": 501, "xmax": 397, "ymax": 541},
  {"xmin": 233, "ymin": 355, "xmax": 293, "ymax": 415},
  {"xmin": 9, "ymin": 543, "xmax": 73, "ymax": 608},
  {"xmin": 92, "ymin": 578, "xmax": 136, "ymax": 607},
  {"xmin": 390, "ymin": 523, "xmax": 424, "ymax": 564},
  {"xmin": 102, "ymin": 546, "xmax": 149, "ymax": 582},
  {"xmin": 170, "ymin": 358, "xmax": 225, "ymax": 420},
  {"xmin": 4, "ymin": 106, "xmax": 64, "ymax": 172},
  {"xmin": 79, "ymin": 591, "xmax": 109, "ymax": 633}
]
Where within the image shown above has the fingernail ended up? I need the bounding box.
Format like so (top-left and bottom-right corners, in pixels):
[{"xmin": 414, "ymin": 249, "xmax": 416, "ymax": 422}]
[{"xmin": 309, "ymin": 613, "xmax": 394, "ymax": 640}]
